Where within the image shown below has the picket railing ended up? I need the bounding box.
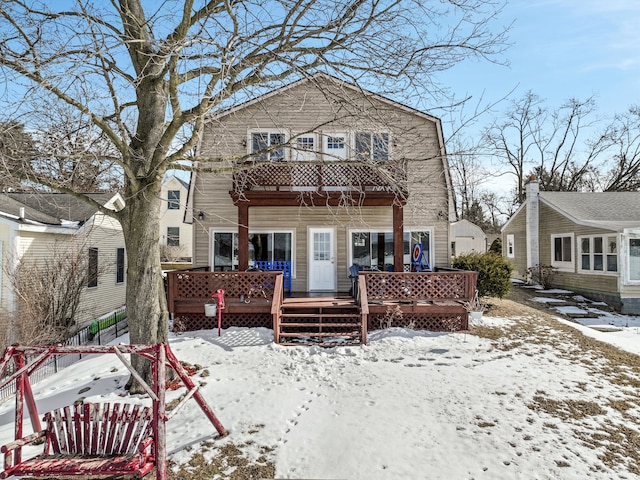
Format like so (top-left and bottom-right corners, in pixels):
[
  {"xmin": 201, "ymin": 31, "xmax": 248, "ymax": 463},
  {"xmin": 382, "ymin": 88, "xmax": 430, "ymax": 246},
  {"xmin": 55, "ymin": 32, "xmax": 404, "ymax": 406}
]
[{"xmin": 0, "ymin": 308, "xmax": 128, "ymax": 400}]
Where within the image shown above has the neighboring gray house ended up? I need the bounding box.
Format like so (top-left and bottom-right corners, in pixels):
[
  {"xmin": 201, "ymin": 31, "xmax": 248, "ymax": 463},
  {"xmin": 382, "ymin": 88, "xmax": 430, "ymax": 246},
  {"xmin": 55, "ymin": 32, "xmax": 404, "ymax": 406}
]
[
  {"xmin": 502, "ymin": 178, "xmax": 640, "ymax": 313},
  {"xmin": 0, "ymin": 192, "xmax": 127, "ymax": 328}
]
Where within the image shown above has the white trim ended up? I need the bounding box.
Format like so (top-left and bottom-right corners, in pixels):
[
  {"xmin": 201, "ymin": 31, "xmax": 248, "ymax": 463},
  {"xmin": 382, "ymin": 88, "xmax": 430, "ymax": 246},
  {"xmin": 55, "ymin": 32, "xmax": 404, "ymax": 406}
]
[
  {"xmin": 625, "ymin": 234, "xmax": 640, "ymax": 285},
  {"xmin": 550, "ymin": 233, "xmax": 575, "ymax": 272}
]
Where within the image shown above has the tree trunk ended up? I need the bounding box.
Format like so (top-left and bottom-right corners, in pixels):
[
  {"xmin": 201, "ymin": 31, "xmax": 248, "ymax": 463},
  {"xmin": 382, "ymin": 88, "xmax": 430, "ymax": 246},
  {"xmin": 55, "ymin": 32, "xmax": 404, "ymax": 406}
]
[{"xmin": 120, "ymin": 187, "xmax": 168, "ymax": 392}]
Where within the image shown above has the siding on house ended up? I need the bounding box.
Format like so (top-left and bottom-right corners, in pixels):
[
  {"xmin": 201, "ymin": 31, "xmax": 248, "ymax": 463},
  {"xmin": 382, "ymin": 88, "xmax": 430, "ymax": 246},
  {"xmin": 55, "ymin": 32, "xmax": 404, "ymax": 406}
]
[
  {"xmin": 193, "ymin": 77, "xmax": 450, "ymax": 289},
  {"xmin": 12, "ymin": 213, "xmax": 126, "ymax": 326},
  {"xmin": 160, "ymin": 175, "xmax": 192, "ymax": 262},
  {"xmin": 537, "ymin": 202, "xmax": 619, "ymax": 296},
  {"xmin": 502, "ymin": 205, "xmax": 528, "ymax": 277}
]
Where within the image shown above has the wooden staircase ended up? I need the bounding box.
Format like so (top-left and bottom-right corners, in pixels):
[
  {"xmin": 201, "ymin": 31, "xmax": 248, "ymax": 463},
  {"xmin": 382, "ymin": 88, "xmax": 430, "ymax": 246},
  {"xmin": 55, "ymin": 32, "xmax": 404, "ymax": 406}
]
[{"xmin": 275, "ymin": 297, "xmax": 366, "ymax": 346}]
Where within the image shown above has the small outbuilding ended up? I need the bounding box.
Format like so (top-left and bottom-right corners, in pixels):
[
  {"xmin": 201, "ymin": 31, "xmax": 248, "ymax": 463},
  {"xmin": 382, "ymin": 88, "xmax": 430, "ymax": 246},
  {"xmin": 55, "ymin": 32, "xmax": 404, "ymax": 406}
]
[{"xmin": 450, "ymin": 219, "xmax": 487, "ymax": 256}]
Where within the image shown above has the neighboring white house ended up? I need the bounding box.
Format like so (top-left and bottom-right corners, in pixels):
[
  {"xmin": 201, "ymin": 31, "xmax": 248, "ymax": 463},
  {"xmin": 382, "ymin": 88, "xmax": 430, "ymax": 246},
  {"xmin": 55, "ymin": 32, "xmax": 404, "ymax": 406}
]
[
  {"xmin": 0, "ymin": 192, "xmax": 126, "ymax": 334},
  {"xmin": 450, "ymin": 219, "xmax": 487, "ymax": 256},
  {"xmin": 160, "ymin": 174, "xmax": 192, "ymax": 265}
]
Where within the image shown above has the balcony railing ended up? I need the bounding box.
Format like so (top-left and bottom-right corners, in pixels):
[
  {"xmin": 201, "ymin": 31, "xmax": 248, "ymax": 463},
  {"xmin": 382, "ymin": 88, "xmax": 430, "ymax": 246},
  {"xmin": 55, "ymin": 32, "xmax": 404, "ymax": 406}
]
[{"xmin": 232, "ymin": 161, "xmax": 407, "ymax": 192}]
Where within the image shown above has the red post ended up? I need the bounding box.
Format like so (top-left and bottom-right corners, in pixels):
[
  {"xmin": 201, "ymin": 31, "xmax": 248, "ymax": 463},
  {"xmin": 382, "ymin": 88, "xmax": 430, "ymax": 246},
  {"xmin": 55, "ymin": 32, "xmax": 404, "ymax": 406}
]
[
  {"xmin": 153, "ymin": 344, "xmax": 167, "ymax": 480},
  {"xmin": 14, "ymin": 353, "xmax": 25, "ymax": 466},
  {"xmin": 393, "ymin": 203, "xmax": 404, "ymax": 272},
  {"xmin": 211, "ymin": 289, "xmax": 226, "ymax": 336},
  {"xmin": 164, "ymin": 346, "xmax": 227, "ymax": 437},
  {"xmin": 238, "ymin": 203, "xmax": 249, "ymax": 271}
]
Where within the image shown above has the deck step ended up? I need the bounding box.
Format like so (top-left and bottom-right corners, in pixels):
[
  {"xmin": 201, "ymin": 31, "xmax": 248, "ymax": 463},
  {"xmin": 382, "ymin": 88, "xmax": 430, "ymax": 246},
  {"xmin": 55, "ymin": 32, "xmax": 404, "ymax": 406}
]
[
  {"xmin": 279, "ymin": 322, "xmax": 361, "ymax": 328},
  {"xmin": 280, "ymin": 313, "xmax": 360, "ymax": 318},
  {"xmin": 279, "ymin": 341, "xmax": 362, "ymax": 347},
  {"xmin": 279, "ymin": 332, "xmax": 360, "ymax": 338}
]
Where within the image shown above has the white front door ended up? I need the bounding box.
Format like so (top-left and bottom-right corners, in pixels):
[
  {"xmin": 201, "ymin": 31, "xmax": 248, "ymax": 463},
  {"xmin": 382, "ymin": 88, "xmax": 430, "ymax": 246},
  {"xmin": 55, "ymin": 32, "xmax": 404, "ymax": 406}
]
[{"xmin": 308, "ymin": 227, "xmax": 336, "ymax": 291}]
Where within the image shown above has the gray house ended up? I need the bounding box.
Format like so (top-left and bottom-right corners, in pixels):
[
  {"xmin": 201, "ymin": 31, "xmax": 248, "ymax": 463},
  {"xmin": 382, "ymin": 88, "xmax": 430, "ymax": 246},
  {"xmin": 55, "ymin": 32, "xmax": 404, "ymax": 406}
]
[{"xmin": 502, "ymin": 178, "xmax": 640, "ymax": 313}]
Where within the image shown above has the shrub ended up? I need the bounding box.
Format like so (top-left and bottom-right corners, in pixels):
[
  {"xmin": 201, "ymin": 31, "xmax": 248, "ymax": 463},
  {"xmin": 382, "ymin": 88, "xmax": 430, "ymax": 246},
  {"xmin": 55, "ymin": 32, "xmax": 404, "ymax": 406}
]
[
  {"xmin": 452, "ymin": 252, "xmax": 513, "ymax": 299},
  {"xmin": 488, "ymin": 237, "xmax": 502, "ymax": 255},
  {"xmin": 524, "ymin": 264, "xmax": 557, "ymax": 289}
]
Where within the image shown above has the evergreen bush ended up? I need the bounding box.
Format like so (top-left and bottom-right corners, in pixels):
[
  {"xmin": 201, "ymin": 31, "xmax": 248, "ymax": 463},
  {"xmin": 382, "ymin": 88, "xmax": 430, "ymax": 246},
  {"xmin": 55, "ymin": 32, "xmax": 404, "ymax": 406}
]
[
  {"xmin": 488, "ymin": 237, "xmax": 502, "ymax": 255},
  {"xmin": 452, "ymin": 252, "xmax": 513, "ymax": 298}
]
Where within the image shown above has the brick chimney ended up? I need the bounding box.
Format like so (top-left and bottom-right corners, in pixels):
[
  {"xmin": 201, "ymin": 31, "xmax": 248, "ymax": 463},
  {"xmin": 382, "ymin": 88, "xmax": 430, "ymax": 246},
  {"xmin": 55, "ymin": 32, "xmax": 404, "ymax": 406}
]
[{"xmin": 525, "ymin": 176, "xmax": 539, "ymax": 269}]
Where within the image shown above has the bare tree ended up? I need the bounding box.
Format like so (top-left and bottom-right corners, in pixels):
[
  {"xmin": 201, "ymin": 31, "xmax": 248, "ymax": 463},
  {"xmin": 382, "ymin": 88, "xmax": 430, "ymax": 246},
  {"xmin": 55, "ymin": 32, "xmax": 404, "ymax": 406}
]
[
  {"xmin": 598, "ymin": 106, "xmax": 640, "ymax": 191},
  {"xmin": 0, "ymin": 0, "xmax": 508, "ymax": 386},
  {"xmin": 3, "ymin": 236, "xmax": 107, "ymax": 349},
  {"xmin": 0, "ymin": 121, "xmax": 37, "ymax": 191},
  {"xmin": 483, "ymin": 91, "xmax": 602, "ymax": 204}
]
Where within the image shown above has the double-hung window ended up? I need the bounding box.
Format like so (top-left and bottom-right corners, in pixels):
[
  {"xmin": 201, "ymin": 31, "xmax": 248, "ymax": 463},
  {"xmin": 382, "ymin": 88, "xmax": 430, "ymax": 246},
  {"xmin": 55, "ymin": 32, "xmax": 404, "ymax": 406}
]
[
  {"xmin": 167, "ymin": 190, "xmax": 180, "ymax": 210},
  {"xmin": 167, "ymin": 227, "xmax": 180, "ymax": 247},
  {"xmin": 251, "ymin": 131, "xmax": 286, "ymax": 161},
  {"xmin": 551, "ymin": 234, "xmax": 573, "ymax": 271},
  {"xmin": 579, "ymin": 235, "xmax": 617, "ymax": 273},
  {"xmin": 355, "ymin": 132, "xmax": 390, "ymax": 162}
]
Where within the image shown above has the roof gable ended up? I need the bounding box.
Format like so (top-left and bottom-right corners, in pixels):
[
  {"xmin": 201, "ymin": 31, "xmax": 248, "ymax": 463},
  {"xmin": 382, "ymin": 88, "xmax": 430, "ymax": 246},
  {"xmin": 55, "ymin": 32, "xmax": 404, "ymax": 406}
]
[{"xmin": 210, "ymin": 72, "xmax": 442, "ymax": 125}]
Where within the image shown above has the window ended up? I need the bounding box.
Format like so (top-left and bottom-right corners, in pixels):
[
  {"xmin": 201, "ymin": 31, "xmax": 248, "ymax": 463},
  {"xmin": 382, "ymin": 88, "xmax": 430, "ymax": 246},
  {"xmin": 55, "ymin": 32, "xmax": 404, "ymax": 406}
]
[
  {"xmin": 167, "ymin": 190, "xmax": 180, "ymax": 210},
  {"xmin": 167, "ymin": 227, "xmax": 180, "ymax": 247},
  {"xmin": 212, "ymin": 231, "xmax": 293, "ymax": 271},
  {"xmin": 213, "ymin": 232, "xmax": 237, "ymax": 270},
  {"xmin": 327, "ymin": 136, "xmax": 345, "ymax": 150},
  {"xmin": 251, "ymin": 131, "xmax": 285, "ymax": 161},
  {"xmin": 629, "ymin": 238, "xmax": 640, "ymax": 282},
  {"xmin": 551, "ymin": 234, "xmax": 573, "ymax": 271},
  {"xmin": 250, "ymin": 232, "xmax": 292, "ymax": 262},
  {"xmin": 355, "ymin": 132, "xmax": 389, "ymax": 161},
  {"xmin": 116, "ymin": 248, "xmax": 125, "ymax": 284},
  {"xmin": 88, "ymin": 247, "xmax": 98, "ymax": 288},
  {"xmin": 506, "ymin": 234, "xmax": 515, "ymax": 258},
  {"xmin": 292, "ymin": 134, "xmax": 317, "ymax": 162},
  {"xmin": 349, "ymin": 229, "xmax": 431, "ymax": 271},
  {"xmin": 579, "ymin": 235, "xmax": 617, "ymax": 273}
]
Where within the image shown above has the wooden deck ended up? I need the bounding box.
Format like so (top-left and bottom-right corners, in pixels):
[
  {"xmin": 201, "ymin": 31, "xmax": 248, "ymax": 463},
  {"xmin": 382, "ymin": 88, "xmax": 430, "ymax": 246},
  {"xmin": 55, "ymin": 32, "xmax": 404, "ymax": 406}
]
[{"xmin": 166, "ymin": 270, "xmax": 477, "ymax": 346}]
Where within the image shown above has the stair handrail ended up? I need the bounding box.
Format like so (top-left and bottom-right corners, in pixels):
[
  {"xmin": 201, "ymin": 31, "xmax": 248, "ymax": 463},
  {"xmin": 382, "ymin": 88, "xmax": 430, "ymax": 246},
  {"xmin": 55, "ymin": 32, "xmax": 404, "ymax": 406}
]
[
  {"xmin": 271, "ymin": 273, "xmax": 284, "ymax": 343},
  {"xmin": 358, "ymin": 274, "xmax": 369, "ymax": 344}
]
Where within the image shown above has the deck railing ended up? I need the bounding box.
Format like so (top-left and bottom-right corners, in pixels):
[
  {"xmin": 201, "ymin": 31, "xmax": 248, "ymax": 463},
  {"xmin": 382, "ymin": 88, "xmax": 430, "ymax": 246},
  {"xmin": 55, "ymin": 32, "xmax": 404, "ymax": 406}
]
[{"xmin": 232, "ymin": 161, "xmax": 407, "ymax": 192}]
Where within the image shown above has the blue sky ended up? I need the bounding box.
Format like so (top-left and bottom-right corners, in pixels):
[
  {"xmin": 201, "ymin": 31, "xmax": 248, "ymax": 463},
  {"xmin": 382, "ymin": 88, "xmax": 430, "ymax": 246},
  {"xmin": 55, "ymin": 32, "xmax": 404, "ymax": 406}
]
[{"xmin": 437, "ymin": 0, "xmax": 640, "ymax": 137}]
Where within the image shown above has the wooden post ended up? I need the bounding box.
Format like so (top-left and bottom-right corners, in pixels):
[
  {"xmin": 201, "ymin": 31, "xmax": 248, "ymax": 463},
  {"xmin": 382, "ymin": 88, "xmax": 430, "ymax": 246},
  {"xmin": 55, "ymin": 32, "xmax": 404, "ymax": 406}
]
[
  {"xmin": 238, "ymin": 202, "xmax": 249, "ymax": 271},
  {"xmin": 164, "ymin": 345, "xmax": 228, "ymax": 437},
  {"xmin": 14, "ymin": 353, "xmax": 24, "ymax": 465},
  {"xmin": 154, "ymin": 344, "xmax": 167, "ymax": 480},
  {"xmin": 393, "ymin": 203, "xmax": 404, "ymax": 272}
]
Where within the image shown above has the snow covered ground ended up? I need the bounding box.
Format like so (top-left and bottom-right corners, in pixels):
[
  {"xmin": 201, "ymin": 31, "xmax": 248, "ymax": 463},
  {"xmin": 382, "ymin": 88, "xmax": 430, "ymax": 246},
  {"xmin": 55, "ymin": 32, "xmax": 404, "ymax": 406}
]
[{"xmin": 2, "ymin": 301, "xmax": 640, "ymax": 479}]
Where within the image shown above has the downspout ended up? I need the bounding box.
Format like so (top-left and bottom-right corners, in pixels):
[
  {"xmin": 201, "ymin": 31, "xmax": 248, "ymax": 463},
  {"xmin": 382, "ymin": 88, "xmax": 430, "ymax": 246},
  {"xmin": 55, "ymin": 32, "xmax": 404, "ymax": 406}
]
[{"xmin": 525, "ymin": 176, "xmax": 540, "ymax": 269}]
